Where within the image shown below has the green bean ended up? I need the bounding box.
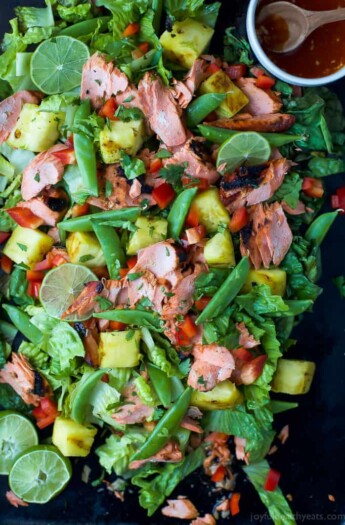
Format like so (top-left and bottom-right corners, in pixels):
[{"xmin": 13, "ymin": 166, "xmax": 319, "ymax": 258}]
[
  {"xmin": 197, "ymin": 124, "xmax": 305, "ymax": 147},
  {"xmin": 186, "ymin": 93, "xmax": 226, "ymax": 128},
  {"xmin": 2, "ymin": 305, "xmax": 42, "ymax": 346},
  {"xmin": 58, "ymin": 207, "xmax": 141, "ymax": 233},
  {"xmin": 167, "ymin": 187, "xmax": 198, "ymax": 239},
  {"xmin": 74, "ymin": 101, "xmax": 98, "ymax": 197},
  {"xmin": 130, "ymin": 387, "xmax": 192, "ymax": 461},
  {"xmin": 196, "ymin": 256, "xmax": 250, "ymax": 325},
  {"xmin": 305, "ymin": 211, "xmax": 339, "ymax": 246},
  {"xmin": 58, "ymin": 16, "xmax": 111, "ymax": 38},
  {"xmin": 94, "ymin": 309, "xmax": 163, "ymax": 331},
  {"xmin": 91, "ymin": 220, "xmax": 125, "ymax": 279},
  {"xmin": 147, "ymin": 363, "xmax": 172, "ymax": 407}
]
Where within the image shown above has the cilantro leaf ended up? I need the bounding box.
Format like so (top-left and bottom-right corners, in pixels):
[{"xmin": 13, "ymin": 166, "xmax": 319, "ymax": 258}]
[
  {"xmin": 121, "ymin": 153, "xmax": 146, "ymax": 180},
  {"xmin": 115, "ymin": 105, "xmax": 144, "ymax": 122}
]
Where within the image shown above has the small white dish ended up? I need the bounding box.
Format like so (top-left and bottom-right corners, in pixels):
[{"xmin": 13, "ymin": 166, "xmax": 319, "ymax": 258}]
[{"xmin": 246, "ymin": 0, "xmax": 345, "ymax": 86}]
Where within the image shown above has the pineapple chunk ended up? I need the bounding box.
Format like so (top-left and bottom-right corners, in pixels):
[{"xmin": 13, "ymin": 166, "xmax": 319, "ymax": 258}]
[
  {"xmin": 160, "ymin": 18, "xmax": 214, "ymax": 69},
  {"xmin": 3, "ymin": 226, "xmax": 53, "ymax": 266},
  {"xmin": 191, "ymin": 188, "xmax": 230, "ymax": 233},
  {"xmin": 66, "ymin": 231, "xmax": 106, "ymax": 268},
  {"xmin": 199, "ymin": 70, "xmax": 249, "ymax": 118},
  {"xmin": 191, "ymin": 380, "xmax": 243, "ymax": 410},
  {"xmin": 204, "ymin": 230, "xmax": 235, "ymax": 267},
  {"xmin": 6, "ymin": 103, "xmax": 64, "ymax": 152},
  {"xmin": 99, "ymin": 330, "xmax": 141, "ymax": 368},
  {"xmin": 127, "ymin": 216, "xmax": 168, "ymax": 255},
  {"xmin": 99, "ymin": 119, "xmax": 146, "ymax": 164},
  {"xmin": 52, "ymin": 417, "xmax": 97, "ymax": 457},
  {"xmin": 272, "ymin": 359, "xmax": 316, "ymax": 395},
  {"xmin": 242, "ymin": 269, "xmax": 287, "ymax": 296}
]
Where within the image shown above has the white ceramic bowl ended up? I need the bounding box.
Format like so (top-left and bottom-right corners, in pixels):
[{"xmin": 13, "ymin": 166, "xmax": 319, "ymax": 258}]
[{"xmin": 246, "ymin": 0, "xmax": 345, "ymax": 86}]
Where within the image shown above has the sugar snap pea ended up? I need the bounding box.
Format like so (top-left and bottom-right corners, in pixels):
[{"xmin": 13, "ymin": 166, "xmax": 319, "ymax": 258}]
[
  {"xmin": 58, "ymin": 16, "xmax": 111, "ymax": 38},
  {"xmin": 94, "ymin": 309, "xmax": 163, "ymax": 331},
  {"xmin": 305, "ymin": 211, "xmax": 339, "ymax": 247},
  {"xmin": 196, "ymin": 256, "xmax": 250, "ymax": 325},
  {"xmin": 58, "ymin": 207, "xmax": 141, "ymax": 233},
  {"xmin": 91, "ymin": 220, "xmax": 125, "ymax": 279},
  {"xmin": 74, "ymin": 100, "xmax": 98, "ymax": 197},
  {"xmin": 186, "ymin": 93, "xmax": 226, "ymax": 128},
  {"xmin": 147, "ymin": 363, "xmax": 172, "ymax": 407},
  {"xmin": 167, "ymin": 187, "xmax": 198, "ymax": 239},
  {"xmin": 2, "ymin": 304, "xmax": 42, "ymax": 346}
]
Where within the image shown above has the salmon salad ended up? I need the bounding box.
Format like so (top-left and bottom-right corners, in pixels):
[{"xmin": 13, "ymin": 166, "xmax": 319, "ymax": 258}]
[{"xmin": 0, "ymin": 1, "xmax": 344, "ymax": 523}]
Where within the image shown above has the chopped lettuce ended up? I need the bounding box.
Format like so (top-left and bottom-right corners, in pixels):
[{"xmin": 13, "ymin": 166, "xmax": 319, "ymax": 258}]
[
  {"xmin": 164, "ymin": 0, "xmax": 221, "ymax": 28},
  {"xmin": 133, "ymin": 375, "xmax": 157, "ymax": 407},
  {"xmin": 90, "ymin": 381, "xmax": 121, "ymax": 427},
  {"xmin": 224, "ymin": 27, "xmax": 254, "ymax": 66},
  {"xmin": 272, "ymin": 171, "xmax": 303, "ymax": 210},
  {"xmin": 96, "ymin": 430, "xmax": 147, "ymax": 475},
  {"xmin": 9, "ymin": 266, "xmax": 35, "ymax": 307},
  {"xmin": 57, "ymin": 3, "xmax": 92, "ymax": 23},
  {"xmin": 15, "ymin": 3, "xmax": 54, "ymax": 31}
]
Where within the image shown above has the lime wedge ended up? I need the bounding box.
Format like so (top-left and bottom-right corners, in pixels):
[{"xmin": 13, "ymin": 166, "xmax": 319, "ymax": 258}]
[
  {"xmin": 217, "ymin": 132, "xmax": 271, "ymax": 173},
  {"xmin": 30, "ymin": 36, "xmax": 90, "ymax": 95},
  {"xmin": 9, "ymin": 445, "xmax": 72, "ymax": 504},
  {"xmin": 0, "ymin": 411, "xmax": 39, "ymax": 475},
  {"xmin": 39, "ymin": 263, "xmax": 97, "ymax": 320}
]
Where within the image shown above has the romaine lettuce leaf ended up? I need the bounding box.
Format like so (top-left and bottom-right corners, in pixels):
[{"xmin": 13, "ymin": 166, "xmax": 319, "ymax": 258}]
[
  {"xmin": 96, "ymin": 430, "xmax": 147, "ymax": 475},
  {"xmin": 164, "ymin": 0, "xmax": 220, "ymax": 28}
]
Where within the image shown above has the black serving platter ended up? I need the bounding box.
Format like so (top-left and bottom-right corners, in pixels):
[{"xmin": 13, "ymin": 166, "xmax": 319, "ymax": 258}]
[{"xmin": 1, "ymin": 1, "xmax": 345, "ymax": 524}]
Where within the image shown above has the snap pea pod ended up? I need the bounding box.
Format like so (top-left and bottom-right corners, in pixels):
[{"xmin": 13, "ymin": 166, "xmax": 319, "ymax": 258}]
[
  {"xmin": 147, "ymin": 363, "xmax": 172, "ymax": 407},
  {"xmin": 58, "ymin": 16, "xmax": 111, "ymax": 38},
  {"xmin": 71, "ymin": 369, "xmax": 105, "ymax": 424},
  {"xmin": 305, "ymin": 210, "xmax": 339, "ymax": 247},
  {"xmin": 58, "ymin": 207, "xmax": 141, "ymax": 232},
  {"xmin": 74, "ymin": 100, "xmax": 98, "ymax": 197},
  {"xmin": 130, "ymin": 387, "xmax": 192, "ymax": 461},
  {"xmin": 167, "ymin": 187, "xmax": 198, "ymax": 239},
  {"xmin": 94, "ymin": 309, "xmax": 163, "ymax": 331},
  {"xmin": 2, "ymin": 304, "xmax": 42, "ymax": 346},
  {"xmin": 196, "ymin": 256, "xmax": 250, "ymax": 325},
  {"xmin": 152, "ymin": 0, "xmax": 163, "ymax": 34},
  {"xmin": 91, "ymin": 220, "xmax": 125, "ymax": 279},
  {"xmin": 197, "ymin": 124, "xmax": 305, "ymax": 148},
  {"xmin": 186, "ymin": 93, "xmax": 226, "ymax": 128}
]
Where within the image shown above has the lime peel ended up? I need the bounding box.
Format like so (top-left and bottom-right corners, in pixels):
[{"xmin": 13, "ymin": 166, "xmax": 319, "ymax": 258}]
[{"xmin": 216, "ymin": 131, "xmax": 271, "ymax": 173}]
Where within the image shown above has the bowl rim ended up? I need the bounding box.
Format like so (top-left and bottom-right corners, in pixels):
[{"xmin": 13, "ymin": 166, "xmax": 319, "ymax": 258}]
[{"xmin": 246, "ymin": 0, "xmax": 345, "ymax": 86}]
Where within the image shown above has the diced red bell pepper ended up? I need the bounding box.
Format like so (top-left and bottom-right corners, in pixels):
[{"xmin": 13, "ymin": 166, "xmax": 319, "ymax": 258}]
[
  {"xmin": 123, "ymin": 22, "xmax": 140, "ymax": 37},
  {"xmin": 109, "ymin": 321, "xmax": 127, "ymax": 331},
  {"xmin": 71, "ymin": 203, "xmax": 90, "ymax": 218},
  {"xmin": 152, "ymin": 183, "xmax": 176, "ymax": 209},
  {"xmin": 206, "ymin": 63, "xmax": 221, "ymax": 76},
  {"xmin": 52, "ymin": 148, "xmax": 76, "ymax": 165},
  {"xmin": 302, "ymin": 177, "xmax": 324, "ymax": 199},
  {"xmin": 250, "ymin": 66, "xmax": 265, "ymax": 77},
  {"xmin": 149, "ymin": 157, "xmax": 163, "ymax": 174},
  {"xmin": 0, "ymin": 254, "xmax": 13, "ymax": 274},
  {"xmin": 27, "ymin": 281, "xmax": 41, "ymax": 299},
  {"xmin": 331, "ymin": 186, "xmax": 345, "ymax": 214},
  {"xmin": 264, "ymin": 468, "xmax": 281, "ymax": 492},
  {"xmin": 0, "ymin": 232, "xmax": 10, "ymax": 244},
  {"xmin": 119, "ymin": 268, "xmax": 129, "ymax": 278},
  {"xmin": 32, "ymin": 397, "xmax": 59, "ymax": 430},
  {"xmin": 132, "ymin": 41, "xmax": 150, "ymax": 59},
  {"xmin": 6, "ymin": 207, "xmax": 43, "ymax": 229},
  {"xmin": 33, "ymin": 257, "xmax": 53, "ymax": 271},
  {"xmin": 195, "ymin": 296, "xmax": 211, "ymax": 311},
  {"xmin": 226, "ymin": 64, "xmax": 247, "ymax": 79},
  {"xmin": 27, "ymin": 270, "xmax": 45, "ymax": 282},
  {"xmin": 229, "ymin": 207, "xmax": 248, "ymax": 233},
  {"xmin": 65, "ymin": 134, "xmax": 74, "ymax": 148},
  {"xmin": 204, "ymin": 110, "xmax": 218, "ymax": 123},
  {"xmin": 211, "ymin": 465, "xmax": 226, "ymax": 482},
  {"xmin": 127, "ymin": 256, "xmax": 138, "ymax": 269},
  {"xmin": 182, "ymin": 176, "xmax": 210, "ymax": 191},
  {"xmin": 178, "ymin": 315, "xmax": 198, "ymax": 339},
  {"xmin": 256, "ymin": 75, "xmax": 276, "ymax": 89},
  {"xmin": 186, "ymin": 225, "xmax": 206, "ymax": 245},
  {"xmin": 240, "ymin": 355, "xmax": 267, "ymax": 385},
  {"xmin": 232, "ymin": 347, "xmax": 254, "ymax": 362},
  {"xmin": 185, "ymin": 206, "xmax": 200, "ymax": 228},
  {"xmin": 229, "ymin": 493, "xmax": 241, "ymax": 516},
  {"xmin": 98, "ymin": 98, "xmax": 118, "ymax": 120},
  {"xmin": 175, "ymin": 328, "xmax": 192, "ymax": 347}
]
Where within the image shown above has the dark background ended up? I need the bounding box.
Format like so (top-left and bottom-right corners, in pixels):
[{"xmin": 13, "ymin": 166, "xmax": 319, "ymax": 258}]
[{"xmin": 1, "ymin": 1, "xmax": 345, "ymax": 524}]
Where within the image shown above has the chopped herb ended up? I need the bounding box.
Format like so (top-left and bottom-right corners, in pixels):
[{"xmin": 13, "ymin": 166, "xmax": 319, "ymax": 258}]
[
  {"xmin": 156, "ymin": 149, "xmax": 173, "ymax": 159},
  {"xmin": 17, "ymin": 243, "xmax": 27, "ymax": 252},
  {"xmin": 127, "ymin": 272, "xmax": 144, "ymax": 281},
  {"xmin": 125, "ymin": 329, "xmax": 135, "ymax": 341},
  {"xmin": 94, "ymin": 296, "xmax": 112, "ymax": 310},
  {"xmin": 197, "ymin": 375, "xmax": 207, "ymax": 386},
  {"xmin": 34, "ymin": 172, "xmax": 40, "ymax": 183},
  {"xmin": 165, "ymin": 247, "xmax": 170, "ymax": 257},
  {"xmin": 140, "ymin": 198, "xmax": 150, "ymax": 209},
  {"xmin": 79, "ymin": 254, "xmax": 95, "ymax": 263},
  {"xmin": 105, "ymin": 117, "xmax": 111, "ymax": 130},
  {"xmin": 115, "ymin": 105, "xmax": 143, "ymax": 122},
  {"xmin": 105, "ymin": 179, "xmax": 113, "ymax": 198},
  {"xmin": 94, "ymin": 79, "xmax": 102, "ymax": 86},
  {"xmin": 149, "ymin": 226, "xmax": 155, "ymax": 237},
  {"xmin": 159, "ymin": 162, "xmax": 187, "ymax": 189},
  {"xmin": 123, "ymin": 95, "xmax": 133, "ymax": 103},
  {"xmin": 121, "ymin": 153, "xmax": 146, "ymax": 180},
  {"xmin": 152, "ymin": 407, "xmax": 164, "ymax": 420},
  {"xmin": 164, "ymin": 292, "xmax": 175, "ymax": 298}
]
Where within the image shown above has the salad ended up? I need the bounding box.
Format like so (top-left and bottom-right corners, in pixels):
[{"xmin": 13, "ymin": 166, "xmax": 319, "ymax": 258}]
[{"xmin": 0, "ymin": 0, "xmax": 344, "ymax": 523}]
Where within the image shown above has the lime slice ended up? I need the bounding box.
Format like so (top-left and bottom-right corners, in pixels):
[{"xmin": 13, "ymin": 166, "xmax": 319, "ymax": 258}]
[
  {"xmin": 39, "ymin": 263, "xmax": 97, "ymax": 320},
  {"xmin": 30, "ymin": 36, "xmax": 90, "ymax": 95},
  {"xmin": 217, "ymin": 132, "xmax": 271, "ymax": 173},
  {"xmin": 9, "ymin": 445, "xmax": 72, "ymax": 504},
  {"xmin": 0, "ymin": 411, "xmax": 38, "ymax": 475}
]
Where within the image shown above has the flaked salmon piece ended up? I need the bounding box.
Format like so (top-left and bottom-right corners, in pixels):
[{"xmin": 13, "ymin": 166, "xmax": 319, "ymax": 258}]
[
  {"xmin": 132, "ymin": 242, "xmax": 180, "ymax": 280},
  {"xmin": 129, "ymin": 441, "xmax": 183, "ymax": 469},
  {"xmin": 0, "ymin": 353, "xmax": 42, "ymax": 406},
  {"xmin": 115, "ymin": 84, "xmax": 142, "ymax": 110},
  {"xmin": 220, "ymin": 158, "xmax": 292, "ymax": 213},
  {"xmin": 172, "ymin": 80, "xmax": 193, "ymax": 109},
  {"xmin": 181, "ymin": 416, "xmax": 203, "ymax": 434},
  {"xmin": 112, "ymin": 381, "xmax": 154, "ymax": 425},
  {"xmin": 17, "ymin": 188, "xmax": 69, "ymax": 226},
  {"xmin": 188, "ymin": 344, "xmax": 235, "ymax": 392},
  {"xmin": 21, "ymin": 144, "xmax": 68, "ymax": 201},
  {"xmin": 5, "ymin": 491, "xmax": 29, "ymax": 508},
  {"xmin": 236, "ymin": 78, "xmax": 282, "ymax": 115},
  {"xmin": 129, "ymin": 178, "xmax": 142, "ymax": 200},
  {"xmin": 163, "ymin": 137, "xmax": 219, "ymax": 184},
  {"xmin": 138, "ymin": 73, "xmax": 187, "ymax": 147},
  {"xmin": 82, "ymin": 318, "xmax": 99, "ymax": 367},
  {"xmin": 0, "ymin": 90, "xmax": 42, "ymax": 144},
  {"xmin": 47, "ymin": 227, "xmax": 61, "ymax": 244},
  {"xmin": 127, "ymin": 270, "xmax": 158, "ymax": 307},
  {"xmin": 161, "ymin": 498, "xmax": 199, "ymax": 520},
  {"xmin": 236, "ymin": 322, "xmax": 260, "ymax": 348},
  {"xmin": 191, "ymin": 514, "xmax": 216, "ymax": 525},
  {"xmin": 282, "ymin": 200, "xmax": 306, "ymax": 215},
  {"xmin": 234, "ymin": 436, "xmax": 250, "ymax": 464},
  {"xmin": 80, "ymin": 52, "xmax": 128, "ymax": 109},
  {"xmin": 184, "ymin": 58, "xmax": 209, "ymax": 95},
  {"xmin": 162, "ymin": 265, "xmax": 202, "ymax": 318},
  {"xmin": 240, "ymin": 203, "xmax": 293, "ymax": 269},
  {"xmin": 208, "ymin": 112, "xmax": 295, "ymax": 132}
]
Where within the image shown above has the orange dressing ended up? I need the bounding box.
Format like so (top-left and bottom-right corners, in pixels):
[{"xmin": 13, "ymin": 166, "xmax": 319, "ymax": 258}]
[{"xmin": 256, "ymin": 0, "xmax": 345, "ymax": 78}]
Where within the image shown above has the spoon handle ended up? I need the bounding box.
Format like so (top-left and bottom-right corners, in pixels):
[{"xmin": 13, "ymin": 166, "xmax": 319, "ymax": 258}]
[{"xmin": 307, "ymin": 7, "xmax": 345, "ymax": 33}]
